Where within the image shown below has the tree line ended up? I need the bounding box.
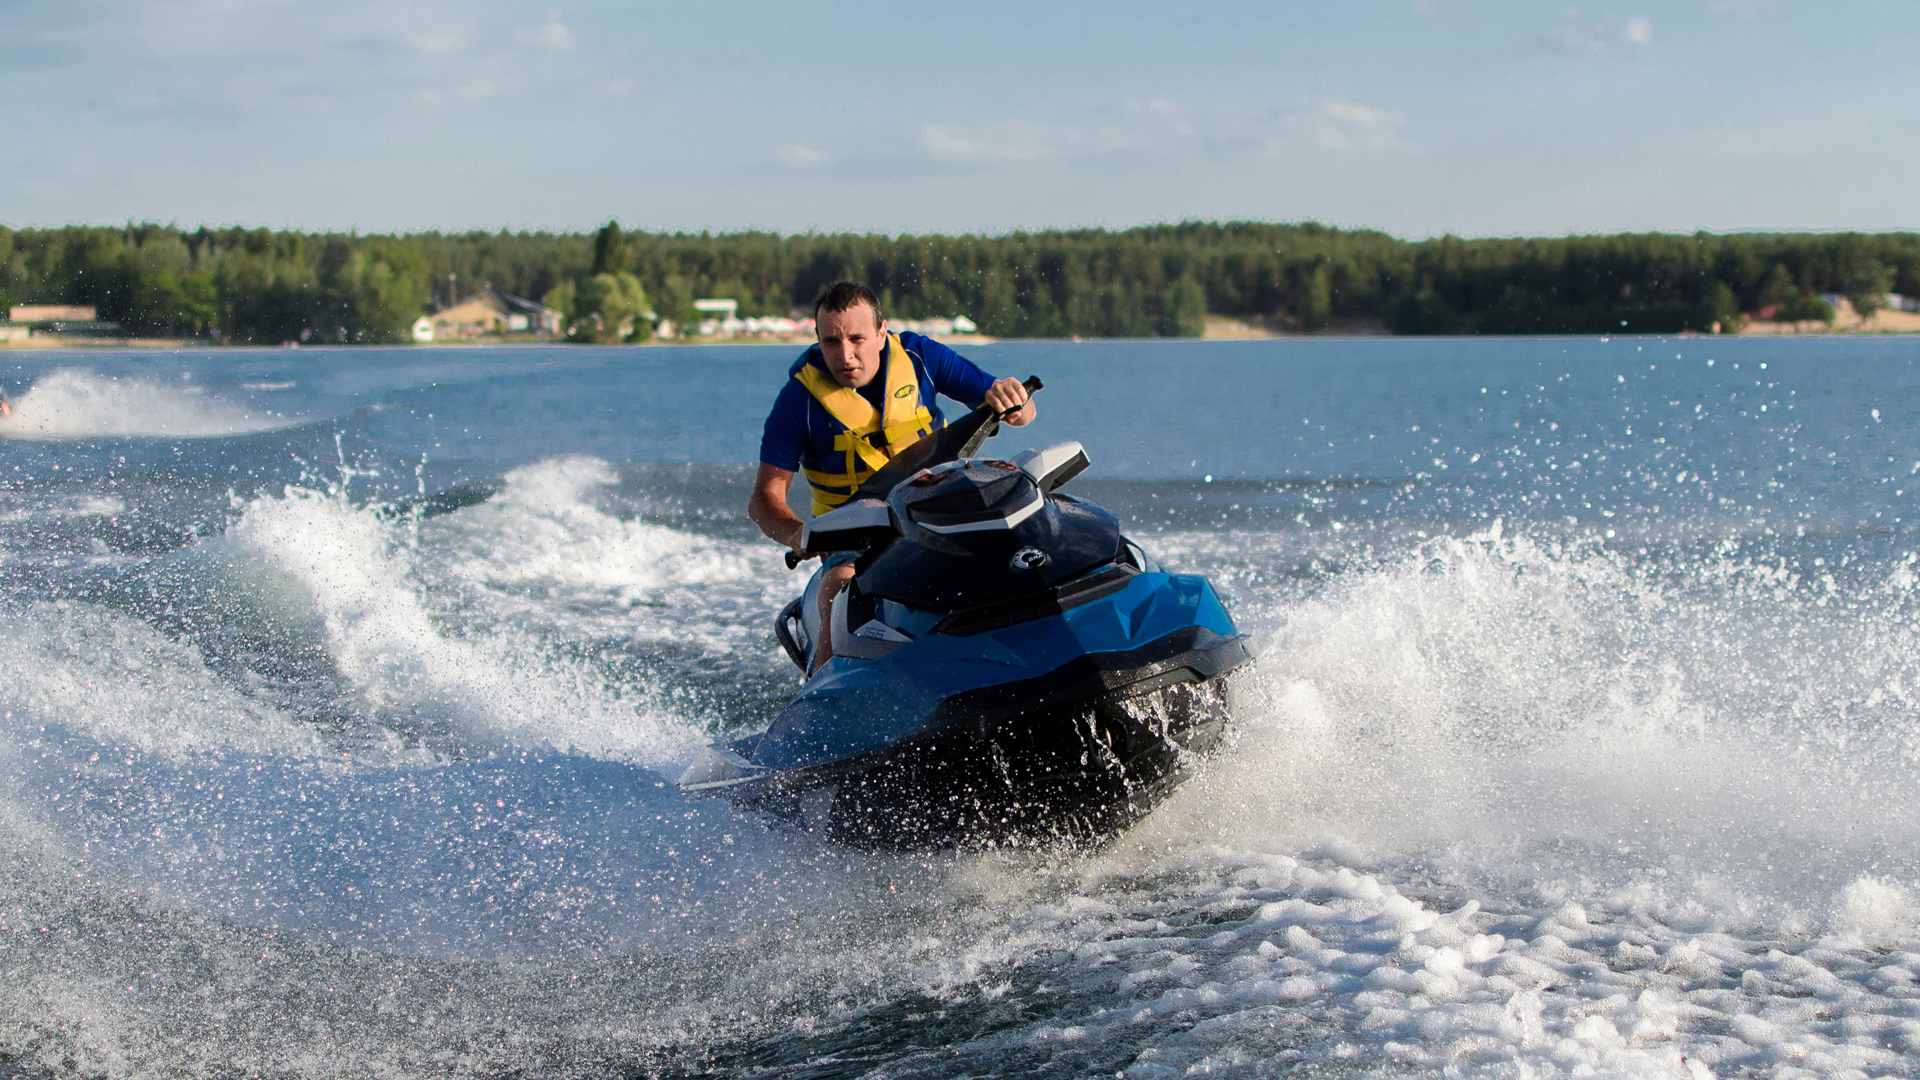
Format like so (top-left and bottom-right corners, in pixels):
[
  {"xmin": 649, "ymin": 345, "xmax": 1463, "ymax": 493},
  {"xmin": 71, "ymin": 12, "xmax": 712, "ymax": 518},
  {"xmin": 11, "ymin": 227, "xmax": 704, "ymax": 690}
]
[{"xmin": 3, "ymin": 220, "xmax": 1918, "ymax": 343}]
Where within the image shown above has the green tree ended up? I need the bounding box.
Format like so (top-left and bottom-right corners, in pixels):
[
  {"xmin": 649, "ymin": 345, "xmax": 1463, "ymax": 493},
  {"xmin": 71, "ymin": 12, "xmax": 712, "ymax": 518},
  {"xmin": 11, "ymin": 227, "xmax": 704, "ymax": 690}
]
[
  {"xmin": 1386, "ymin": 288, "xmax": 1461, "ymax": 335},
  {"xmin": 1300, "ymin": 264, "xmax": 1332, "ymax": 330},
  {"xmin": 543, "ymin": 280, "xmax": 576, "ymax": 324},
  {"xmin": 1845, "ymin": 262, "xmax": 1895, "ymax": 325},
  {"xmin": 1755, "ymin": 263, "xmax": 1797, "ymax": 313},
  {"xmin": 1155, "ymin": 276, "xmax": 1207, "ymax": 337},
  {"xmin": 1475, "ymin": 286, "xmax": 1547, "ymax": 335},
  {"xmin": 1694, "ymin": 280, "xmax": 1740, "ymax": 332},
  {"xmin": 1778, "ymin": 292, "xmax": 1837, "ymax": 327},
  {"xmin": 652, "ymin": 274, "xmax": 695, "ymax": 332},
  {"xmin": 568, "ymin": 272, "xmax": 651, "ymax": 342},
  {"xmin": 319, "ymin": 238, "xmax": 433, "ymax": 342},
  {"xmin": 590, "ymin": 220, "xmax": 627, "ymax": 276}
]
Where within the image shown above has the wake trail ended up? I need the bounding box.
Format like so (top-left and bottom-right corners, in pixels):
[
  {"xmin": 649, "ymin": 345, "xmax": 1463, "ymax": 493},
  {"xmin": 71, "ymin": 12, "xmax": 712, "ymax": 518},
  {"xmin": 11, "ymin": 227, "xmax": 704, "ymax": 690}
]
[{"xmin": 0, "ymin": 369, "xmax": 305, "ymax": 438}]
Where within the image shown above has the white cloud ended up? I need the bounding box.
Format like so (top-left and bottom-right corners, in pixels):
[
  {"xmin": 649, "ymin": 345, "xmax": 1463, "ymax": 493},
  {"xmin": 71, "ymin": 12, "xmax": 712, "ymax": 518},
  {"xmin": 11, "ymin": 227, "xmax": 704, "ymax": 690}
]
[
  {"xmin": 409, "ymin": 31, "xmax": 466, "ymax": 55},
  {"xmin": 777, "ymin": 143, "xmax": 828, "ymax": 166},
  {"xmin": 524, "ymin": 18, "xmax": 575, "ymax": 50},
  {"xmin": 916, "ymin": 98, "xmax": 1404, "ymax": 168},
  {"xmin": 1316, "ymin": 99, "xmax": 1404, "ymax": 150},
  {"xmin": 1125, "ymin": 98, "xmax": 1195, "ymax": 138},
  {"xmin": 1546, "ymin": 9, "xmax": 1652, "ymax": 55},
  {"xmin": 917, "ymin": 103, "xmax": 1205, "ymax": 166},
  {"xmin": 920, "ymin": 123, "xmax": 1052, "ymax": 163}
]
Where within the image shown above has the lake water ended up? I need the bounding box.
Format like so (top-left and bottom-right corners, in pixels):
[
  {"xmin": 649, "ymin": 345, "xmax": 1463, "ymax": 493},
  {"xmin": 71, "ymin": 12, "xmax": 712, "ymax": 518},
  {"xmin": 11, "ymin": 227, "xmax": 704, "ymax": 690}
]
[{"xmin": 2, "ymin": 335, "xmax": 1918, "ymax": 1078}]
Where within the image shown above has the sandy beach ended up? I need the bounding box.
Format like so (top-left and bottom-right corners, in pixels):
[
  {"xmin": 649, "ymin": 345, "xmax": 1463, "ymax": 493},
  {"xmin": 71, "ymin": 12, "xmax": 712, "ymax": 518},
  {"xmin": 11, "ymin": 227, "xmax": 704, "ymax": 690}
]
[{"xmin": 1739, "ymin": 302, "xmax": 1920, "ymax": 335}]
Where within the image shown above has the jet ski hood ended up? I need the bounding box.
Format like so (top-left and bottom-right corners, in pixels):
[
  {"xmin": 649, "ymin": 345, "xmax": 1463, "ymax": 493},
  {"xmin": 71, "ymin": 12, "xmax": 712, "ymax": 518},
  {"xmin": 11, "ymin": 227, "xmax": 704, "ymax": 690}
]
[
  {"xmin": 799, "ymin": 413, "xmax": 1109, "ymax": 611},
  {"xmin": 865, "ymin": 458, "xmax": 1116, "ymax": 610}
]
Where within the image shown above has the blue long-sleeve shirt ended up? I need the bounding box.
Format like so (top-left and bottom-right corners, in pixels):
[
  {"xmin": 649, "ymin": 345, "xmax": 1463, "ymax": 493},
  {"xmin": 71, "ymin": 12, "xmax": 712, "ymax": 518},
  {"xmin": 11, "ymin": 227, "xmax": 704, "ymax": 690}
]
[{"xmin": 758, "ymin": 332, "xmax": 998, "ymax": 473}]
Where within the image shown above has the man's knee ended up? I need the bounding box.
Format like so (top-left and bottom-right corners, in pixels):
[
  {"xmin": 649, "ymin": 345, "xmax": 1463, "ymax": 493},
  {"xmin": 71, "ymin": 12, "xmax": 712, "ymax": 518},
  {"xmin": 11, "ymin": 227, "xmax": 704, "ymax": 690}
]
[
  {"xmin": 811, "ymin": 562, "xmax": 857, "ymax": 670},
  {"xmin": 817, "ymin": 562, "xmax": 856, "ymax": 612}
]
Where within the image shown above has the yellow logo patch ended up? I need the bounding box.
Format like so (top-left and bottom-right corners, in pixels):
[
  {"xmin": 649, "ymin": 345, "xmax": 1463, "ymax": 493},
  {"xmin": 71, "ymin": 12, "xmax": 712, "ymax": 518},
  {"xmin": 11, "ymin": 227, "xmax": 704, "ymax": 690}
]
[{"xmin": 894, "ymin": 384, "xmax": 914, "ymax": 399}]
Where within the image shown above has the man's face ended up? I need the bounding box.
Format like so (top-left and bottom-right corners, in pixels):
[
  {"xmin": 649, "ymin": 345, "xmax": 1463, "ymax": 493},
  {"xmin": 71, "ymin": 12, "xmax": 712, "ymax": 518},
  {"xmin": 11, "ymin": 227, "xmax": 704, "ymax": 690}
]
[{"xmin": 815, "ymin": 302, "xmax": 886, "ymax": 389}]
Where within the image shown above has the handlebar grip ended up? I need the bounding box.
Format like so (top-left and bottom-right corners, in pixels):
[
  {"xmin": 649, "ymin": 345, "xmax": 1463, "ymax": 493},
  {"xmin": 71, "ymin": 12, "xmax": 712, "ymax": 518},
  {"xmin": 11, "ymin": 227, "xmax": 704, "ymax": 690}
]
[
  {"xmin": 785, "ymin": 551, "xmax": 803, "ymax": 570},
  {"xmin": 995, "ymin": 376, "xmax": 1044, "ymax": 421}
]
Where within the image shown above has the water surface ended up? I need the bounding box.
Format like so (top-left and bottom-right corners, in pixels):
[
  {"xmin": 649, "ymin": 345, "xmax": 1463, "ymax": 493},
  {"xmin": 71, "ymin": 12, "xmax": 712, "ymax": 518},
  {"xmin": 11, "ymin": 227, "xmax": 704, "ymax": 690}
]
[{"xmin": 1, "ymin": 336, "xmax": 1917, "ymax": 1078}]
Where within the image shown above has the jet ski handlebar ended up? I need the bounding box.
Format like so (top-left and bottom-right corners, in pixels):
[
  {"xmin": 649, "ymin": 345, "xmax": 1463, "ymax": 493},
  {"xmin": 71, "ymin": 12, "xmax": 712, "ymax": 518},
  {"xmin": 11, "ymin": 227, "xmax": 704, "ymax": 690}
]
[
  {"xmin": 995, "ymin": 375, "xmax": 1044, "ymax": 421},
  {"xmin": 784, "ymin": 375, "xmax": 1043, "ymax": 569}
]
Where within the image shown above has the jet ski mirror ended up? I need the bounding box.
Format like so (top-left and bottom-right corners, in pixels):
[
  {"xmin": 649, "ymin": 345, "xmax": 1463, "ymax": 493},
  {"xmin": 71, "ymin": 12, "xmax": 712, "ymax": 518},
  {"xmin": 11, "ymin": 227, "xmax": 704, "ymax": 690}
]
[
  {"xmin": 1009, "ymin": 442, "xmax": 1089, "ymax": 493},
  {"xmin": 798, "ymin": 498, "xmax": 895, "ymax": 555}
]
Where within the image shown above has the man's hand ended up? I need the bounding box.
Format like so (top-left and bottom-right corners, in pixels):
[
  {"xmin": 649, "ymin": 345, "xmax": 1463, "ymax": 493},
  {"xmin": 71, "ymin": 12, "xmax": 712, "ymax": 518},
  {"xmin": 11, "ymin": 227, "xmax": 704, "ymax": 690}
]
[
  {"xmin": 983, "ymin": 377, "xmax": 1036, "ymax": 426},
  {"xmin": 749, "ymin": 463, "xmax": 815, "ymax": 560}
]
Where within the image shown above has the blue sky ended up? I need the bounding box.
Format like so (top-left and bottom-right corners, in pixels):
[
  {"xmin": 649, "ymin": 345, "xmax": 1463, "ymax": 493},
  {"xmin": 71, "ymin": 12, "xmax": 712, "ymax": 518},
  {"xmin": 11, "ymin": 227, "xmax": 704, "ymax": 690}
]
[{"xmin": 2, "ymin": 0, "xmax": 1914, "ymax": 237}]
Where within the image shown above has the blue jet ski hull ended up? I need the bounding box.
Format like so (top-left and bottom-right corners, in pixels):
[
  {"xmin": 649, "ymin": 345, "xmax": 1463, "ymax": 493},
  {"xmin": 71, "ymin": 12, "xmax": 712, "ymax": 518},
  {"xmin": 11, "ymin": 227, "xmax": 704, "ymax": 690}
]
[{"xmin": 683, "ymin": 570, "xmax": 1252, "ymax": 848}]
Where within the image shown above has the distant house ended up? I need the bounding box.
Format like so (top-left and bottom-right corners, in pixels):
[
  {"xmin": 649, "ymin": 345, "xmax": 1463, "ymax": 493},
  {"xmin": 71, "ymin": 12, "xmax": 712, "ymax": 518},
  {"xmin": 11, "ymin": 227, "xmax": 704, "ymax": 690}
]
[
  {"xmin": 8, "ymin": 305, "xmax": 119, "ymax": 336},
  {"xmin": 428, "ymin": 288, "xmax": 562, "ymax": 340},
  {"xmin": 688, "ymin": 298, "xmax": 823, "ymax": 338},
  {"xmin": 889, "ymin": 315, "xmax": 978, "ymax": 336},
  {"xmin": 10, "ymin": 305, "xmax": 96, "ymax": 323}
]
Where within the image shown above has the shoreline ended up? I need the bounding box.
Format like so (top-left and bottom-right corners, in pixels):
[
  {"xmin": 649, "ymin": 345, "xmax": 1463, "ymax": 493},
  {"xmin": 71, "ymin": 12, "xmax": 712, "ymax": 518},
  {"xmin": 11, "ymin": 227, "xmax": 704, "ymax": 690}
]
[
  {"xmin": 0, "ymin": 333, "xmax": 1002, "ymax": 350},
  {"xmin": 9, "ymin": 320, "xmax": 1920, "ymax": 351}
]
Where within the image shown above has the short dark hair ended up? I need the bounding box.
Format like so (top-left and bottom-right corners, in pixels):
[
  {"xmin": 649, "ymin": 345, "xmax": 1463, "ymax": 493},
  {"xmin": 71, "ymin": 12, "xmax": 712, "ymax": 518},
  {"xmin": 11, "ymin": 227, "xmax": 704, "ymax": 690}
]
[{"xmin": 813, "ymin": 281, "xmax": 883, "ymax": 327}]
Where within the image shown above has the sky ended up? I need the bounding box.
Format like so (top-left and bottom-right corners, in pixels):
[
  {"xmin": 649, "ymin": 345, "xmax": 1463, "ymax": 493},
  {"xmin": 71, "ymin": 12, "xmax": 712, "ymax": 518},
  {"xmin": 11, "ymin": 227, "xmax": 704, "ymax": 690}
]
[{"xmin": 2, "ymin": 0, "xmax": 1916, "ymax": 238}]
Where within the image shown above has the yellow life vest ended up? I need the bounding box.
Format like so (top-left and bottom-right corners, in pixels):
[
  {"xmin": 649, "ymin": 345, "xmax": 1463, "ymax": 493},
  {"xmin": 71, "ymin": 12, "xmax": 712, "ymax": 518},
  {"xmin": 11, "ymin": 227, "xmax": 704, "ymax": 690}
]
[{"xmin": 794, "ymin": 333, "xmax": 936, "ymax": 515}]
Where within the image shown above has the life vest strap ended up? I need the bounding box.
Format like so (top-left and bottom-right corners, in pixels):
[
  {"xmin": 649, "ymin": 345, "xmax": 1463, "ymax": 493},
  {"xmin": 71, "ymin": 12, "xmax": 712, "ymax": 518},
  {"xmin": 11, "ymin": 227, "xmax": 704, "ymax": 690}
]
[
  {"xmin": 792, "ymin": 334, "xmax": 933, "ymax": 517},
  {"xmin": 800, "ymin": 467, "xmax": 866, "ymax": 493}
]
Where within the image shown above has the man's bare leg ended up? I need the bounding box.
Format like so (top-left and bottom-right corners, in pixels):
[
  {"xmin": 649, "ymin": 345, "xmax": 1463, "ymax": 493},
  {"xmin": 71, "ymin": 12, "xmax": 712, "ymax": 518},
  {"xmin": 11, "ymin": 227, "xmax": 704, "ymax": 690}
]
[{"xmin": 811, "ymin": 561, "xmax": 857, "ymax": 674}]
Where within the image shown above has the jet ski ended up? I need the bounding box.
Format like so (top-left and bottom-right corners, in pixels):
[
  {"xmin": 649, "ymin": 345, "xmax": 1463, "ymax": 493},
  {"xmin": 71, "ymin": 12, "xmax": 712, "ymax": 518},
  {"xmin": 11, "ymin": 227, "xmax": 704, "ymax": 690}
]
[{"xmin": 680, "ymin": 377, "xmax": 1252, "ymax": 847}]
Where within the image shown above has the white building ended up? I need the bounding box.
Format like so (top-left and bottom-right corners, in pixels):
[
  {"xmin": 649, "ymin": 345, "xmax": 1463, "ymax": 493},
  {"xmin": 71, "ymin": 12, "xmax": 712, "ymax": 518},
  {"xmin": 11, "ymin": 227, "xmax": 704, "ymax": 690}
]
[{"xmin": 887, "ymin": 315, "xmax": 978, "ymax": 336}]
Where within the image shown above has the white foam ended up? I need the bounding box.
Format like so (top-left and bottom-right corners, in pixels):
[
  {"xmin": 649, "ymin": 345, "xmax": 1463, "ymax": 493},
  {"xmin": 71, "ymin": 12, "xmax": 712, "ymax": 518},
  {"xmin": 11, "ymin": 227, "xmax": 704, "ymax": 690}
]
[
  {"xmin": 0, "ymin": 369, "xmax": 300, "ymax": 438},
  {"xmin": 895, "ymin": 846, "xmax": 1920, "ymax": 1077},
  {"xmin": 1136, "ymin": 524, "xmax": 1920, "ymax": 924},
  {"xmin": 416, "ymin": 455, "xmax": 791, "ymax": 654},
  {"xmin": 1833, "ymin": 876, "xmax": 1916, "ymax": 939},
  {"xmin": 437, "ymin": 455, "xmax": 764, "ymax": 594},
  {"xmin": 10, "ymin": 493, "xmax": 1920, "ymax": 1075},
  {"xmin": 0, "ymin": 492, "xmax": 123, "ymax": 523},
  {"xmin": 0, "ymin": 601, "xmax": 328, "ymax": 759},
  {"xmin": 223, "ymin": 483, "xmax": 707, "ymax": 766}
]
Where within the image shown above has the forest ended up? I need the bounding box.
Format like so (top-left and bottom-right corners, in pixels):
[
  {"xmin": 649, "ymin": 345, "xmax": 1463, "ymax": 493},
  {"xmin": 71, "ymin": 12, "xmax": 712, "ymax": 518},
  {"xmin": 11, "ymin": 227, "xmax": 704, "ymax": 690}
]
[{"xmin": 2, "ymin": 220, "xmax": 1916, "ymax": 343}]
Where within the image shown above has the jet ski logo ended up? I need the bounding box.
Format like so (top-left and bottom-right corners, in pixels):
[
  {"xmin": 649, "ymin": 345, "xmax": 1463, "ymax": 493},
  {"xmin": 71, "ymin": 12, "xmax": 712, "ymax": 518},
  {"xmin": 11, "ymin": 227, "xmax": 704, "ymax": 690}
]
[{"xmin": 1009, "ymin": 547, "xmax": 1049, "ymax": 571}]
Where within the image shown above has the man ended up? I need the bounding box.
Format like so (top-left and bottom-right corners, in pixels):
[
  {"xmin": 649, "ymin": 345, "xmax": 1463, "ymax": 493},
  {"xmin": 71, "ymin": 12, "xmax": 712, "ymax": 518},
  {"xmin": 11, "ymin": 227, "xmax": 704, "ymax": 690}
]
[{"xmin": 749, "ymin": 282, "xmax": 1034, "ymax": 670}]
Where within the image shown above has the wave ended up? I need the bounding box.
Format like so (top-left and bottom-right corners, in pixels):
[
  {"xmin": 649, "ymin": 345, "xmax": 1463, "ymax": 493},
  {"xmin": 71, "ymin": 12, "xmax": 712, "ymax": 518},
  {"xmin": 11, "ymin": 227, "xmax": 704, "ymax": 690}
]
[
  {"xmin": 1153, "ymin": 520, "xmax": 1920, "ymax": 929},
  {"xmin": 8, "ymin": 478, "xmax": 1920, "ymax": 1076},
  {"xmin": 0, "ymin": 369, "xmax": 305, "ymax": 438},
  {"xmin": 412, "ymin": 456, "xmax": 790, "ymax": 656},
  {"xmin": 220, "ymin": 480, "xmax": 714, "ymax": 765}
]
